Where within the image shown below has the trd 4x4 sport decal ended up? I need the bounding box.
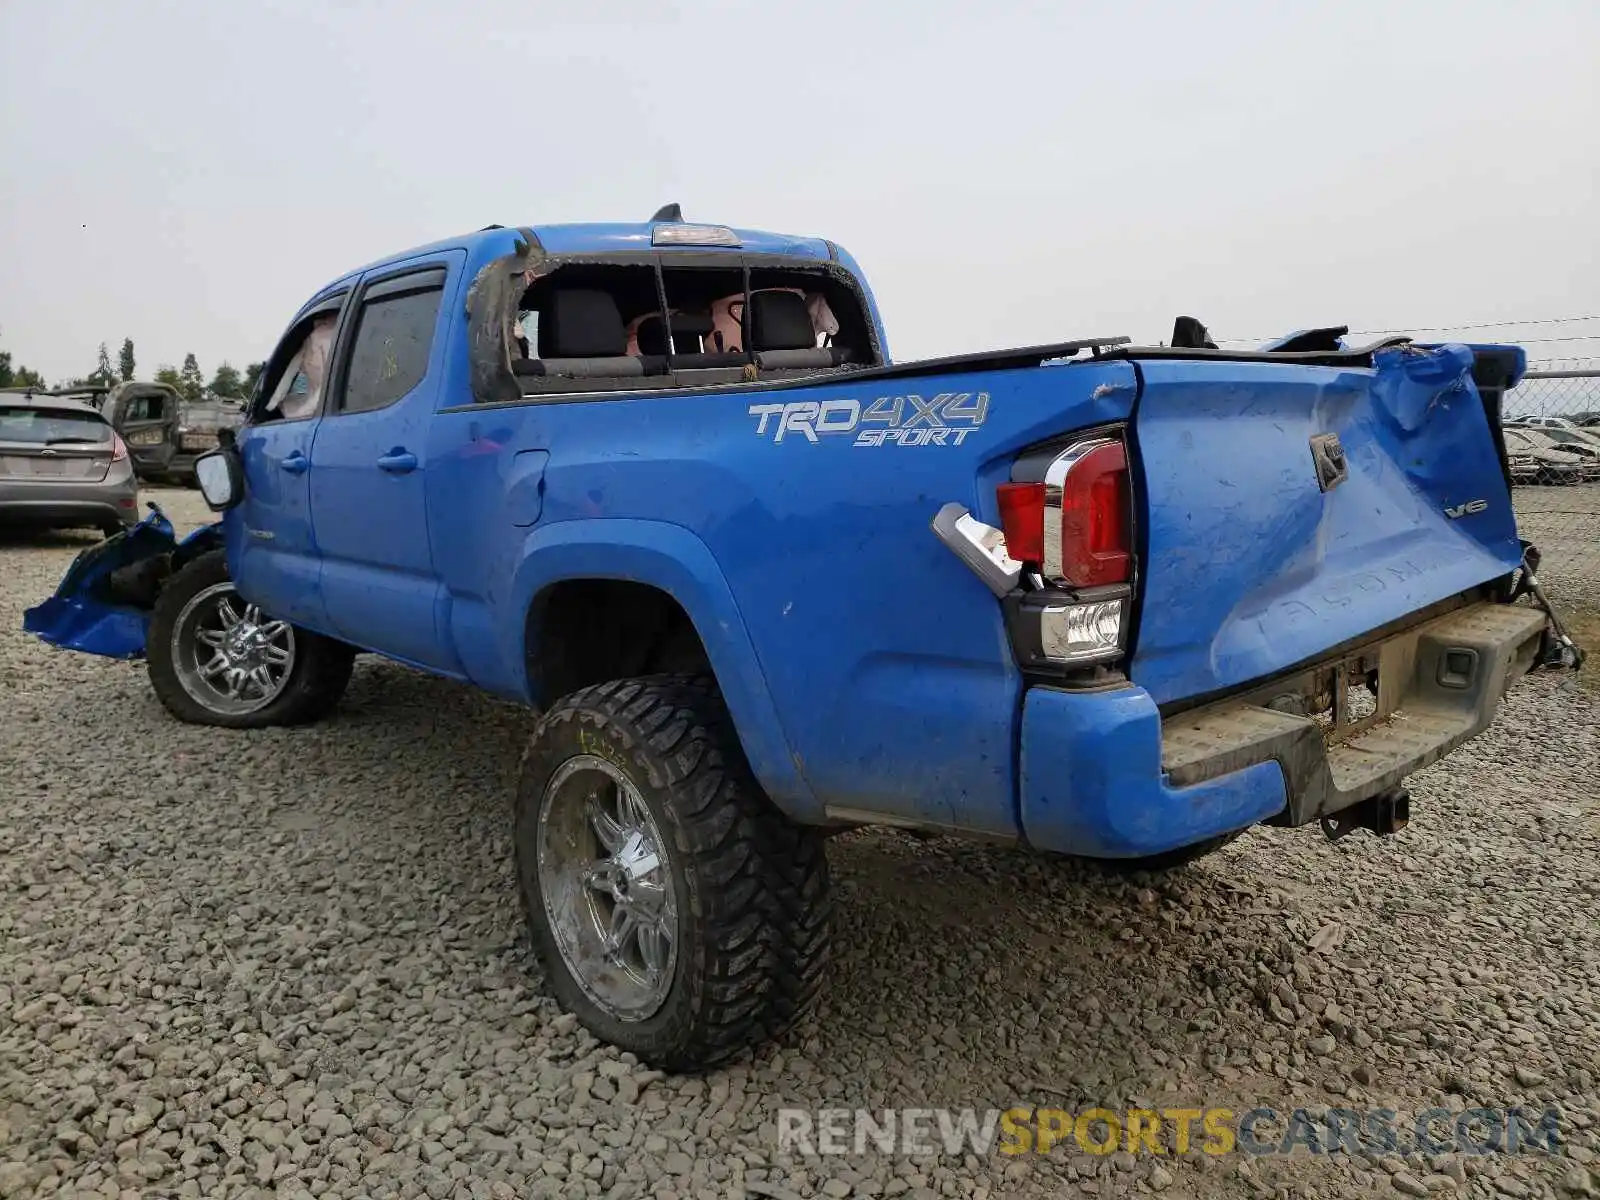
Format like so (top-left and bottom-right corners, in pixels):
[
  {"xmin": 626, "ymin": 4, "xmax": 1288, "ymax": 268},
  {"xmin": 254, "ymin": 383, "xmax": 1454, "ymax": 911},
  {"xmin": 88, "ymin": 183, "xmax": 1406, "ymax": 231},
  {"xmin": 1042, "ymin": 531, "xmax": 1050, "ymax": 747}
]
[{"xmin": 748, "ymin": 393, "xmax": 990, "ymax": 447}]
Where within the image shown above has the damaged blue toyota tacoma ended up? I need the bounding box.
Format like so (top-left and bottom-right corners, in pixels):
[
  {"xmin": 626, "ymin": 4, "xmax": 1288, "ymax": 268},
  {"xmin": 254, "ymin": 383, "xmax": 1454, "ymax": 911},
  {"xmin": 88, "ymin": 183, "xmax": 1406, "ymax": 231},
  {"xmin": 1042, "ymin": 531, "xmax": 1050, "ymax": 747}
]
[{"xmin": 24, "ymin": 210, "xmax": 1584, "ymax": 1069}]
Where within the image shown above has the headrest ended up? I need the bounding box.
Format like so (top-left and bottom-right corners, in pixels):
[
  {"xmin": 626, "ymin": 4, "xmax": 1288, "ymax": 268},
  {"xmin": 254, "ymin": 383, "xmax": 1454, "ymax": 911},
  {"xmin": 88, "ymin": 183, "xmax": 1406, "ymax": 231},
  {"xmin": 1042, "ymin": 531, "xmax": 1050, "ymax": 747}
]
[
  {"xmin": 539, "ymin": 290, "xmax": 627, "ymax": 358},
  {"xmin": 747, "ymin": 290, "xmax": 815, "ymax": 352},
  {"xmin": 636, "ymin": 312, "xmax": 716, "ymax": 356}
]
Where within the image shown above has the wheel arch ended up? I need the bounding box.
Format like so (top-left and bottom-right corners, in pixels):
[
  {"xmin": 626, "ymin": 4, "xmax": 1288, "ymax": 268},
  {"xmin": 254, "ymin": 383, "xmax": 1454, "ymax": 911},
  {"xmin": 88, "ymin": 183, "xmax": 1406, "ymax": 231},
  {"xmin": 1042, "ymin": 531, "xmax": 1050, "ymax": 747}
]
[{"xmin": 507, "ymin": 518, "xmax": 821, "ymax": 821}]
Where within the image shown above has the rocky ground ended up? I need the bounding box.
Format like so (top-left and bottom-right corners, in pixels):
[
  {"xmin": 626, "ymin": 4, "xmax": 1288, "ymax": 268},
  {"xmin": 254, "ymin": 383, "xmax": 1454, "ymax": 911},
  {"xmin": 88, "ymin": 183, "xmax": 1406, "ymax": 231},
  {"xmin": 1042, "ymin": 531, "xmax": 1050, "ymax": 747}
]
[
  {"xmin": 1514, "ymin": 482, "xmax": 1600, "ymax": 617},
  {"xmin": 1, "ymin": 487, "xmax": 1597, "ymax": 1200}
]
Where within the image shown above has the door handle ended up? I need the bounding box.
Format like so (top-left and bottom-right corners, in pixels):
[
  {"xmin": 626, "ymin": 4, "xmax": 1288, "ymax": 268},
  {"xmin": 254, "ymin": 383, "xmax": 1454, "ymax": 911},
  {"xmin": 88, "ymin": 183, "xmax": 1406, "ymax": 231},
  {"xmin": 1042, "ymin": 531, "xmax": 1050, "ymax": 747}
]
[
  {"xmin": 377, "ymin": 450, "xmax": 418, "ymax": 473},
  {"xmin": 280, "ymin": 451, "xmax": 309, "ymax": 475}
]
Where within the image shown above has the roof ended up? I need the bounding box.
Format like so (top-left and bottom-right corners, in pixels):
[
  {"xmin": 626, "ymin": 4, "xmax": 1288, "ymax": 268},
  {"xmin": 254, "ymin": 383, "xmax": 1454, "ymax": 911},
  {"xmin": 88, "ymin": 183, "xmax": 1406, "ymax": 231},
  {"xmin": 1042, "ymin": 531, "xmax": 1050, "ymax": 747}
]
[
  {"xmin": 328, "ymin": 220, "xmax": 834, "ymax": 288},
  {"xmin": 291, "ymin": 217, "xmax": 865, "ymax": 337},
  {"xmin": 110, "ymin": 381, "xmax": 180, "ymax": 397}
]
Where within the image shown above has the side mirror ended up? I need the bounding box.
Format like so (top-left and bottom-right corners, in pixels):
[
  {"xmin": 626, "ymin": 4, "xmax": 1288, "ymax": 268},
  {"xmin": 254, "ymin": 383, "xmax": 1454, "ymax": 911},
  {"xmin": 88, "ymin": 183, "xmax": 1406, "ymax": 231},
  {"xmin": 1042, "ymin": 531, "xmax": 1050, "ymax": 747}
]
[{"xmin": 194, "ymin": 449, "xmax": 244, "ymax": 512}]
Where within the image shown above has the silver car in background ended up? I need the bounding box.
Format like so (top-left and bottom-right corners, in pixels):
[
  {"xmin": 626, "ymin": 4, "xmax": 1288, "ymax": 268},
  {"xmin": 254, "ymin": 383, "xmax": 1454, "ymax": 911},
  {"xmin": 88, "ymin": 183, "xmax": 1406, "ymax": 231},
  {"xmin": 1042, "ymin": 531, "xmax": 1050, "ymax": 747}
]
[
  {"xmin": 1502, "ymin": 427, "xmax": 1598, "ymax": 485},
  {"xmin": 0, "ymin": 394, "xmax": 139, "ymax": 535}
]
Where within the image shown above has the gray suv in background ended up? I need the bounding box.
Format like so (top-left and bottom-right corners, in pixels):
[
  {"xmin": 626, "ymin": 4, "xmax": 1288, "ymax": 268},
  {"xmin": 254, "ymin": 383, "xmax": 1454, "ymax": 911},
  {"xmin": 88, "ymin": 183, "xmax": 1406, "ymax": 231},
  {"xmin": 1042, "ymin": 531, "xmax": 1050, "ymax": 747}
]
[{"xmin": 0, "ymin": 393, "xmax": 139, "ymax": 535}]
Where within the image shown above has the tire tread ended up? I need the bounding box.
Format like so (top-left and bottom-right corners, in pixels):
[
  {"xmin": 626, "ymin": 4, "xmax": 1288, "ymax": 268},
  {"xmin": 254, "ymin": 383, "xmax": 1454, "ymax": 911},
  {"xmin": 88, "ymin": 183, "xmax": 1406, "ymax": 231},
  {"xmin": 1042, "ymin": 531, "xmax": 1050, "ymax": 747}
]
[{"xmin": 517, "ymin": 673, "xmax": 830, "ymax": 1070}]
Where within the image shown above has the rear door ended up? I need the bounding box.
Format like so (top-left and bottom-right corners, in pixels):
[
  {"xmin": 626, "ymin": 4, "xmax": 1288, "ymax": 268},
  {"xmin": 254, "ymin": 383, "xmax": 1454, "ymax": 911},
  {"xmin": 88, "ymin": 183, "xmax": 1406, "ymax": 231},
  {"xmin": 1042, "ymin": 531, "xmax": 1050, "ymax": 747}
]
[
  {"xmin": 227, "ymin": 293, "xmax": 346, "ymax": 632},
  {"xmin": 308, "ymin": 253, "xmax": 462, "ymax": 673}
]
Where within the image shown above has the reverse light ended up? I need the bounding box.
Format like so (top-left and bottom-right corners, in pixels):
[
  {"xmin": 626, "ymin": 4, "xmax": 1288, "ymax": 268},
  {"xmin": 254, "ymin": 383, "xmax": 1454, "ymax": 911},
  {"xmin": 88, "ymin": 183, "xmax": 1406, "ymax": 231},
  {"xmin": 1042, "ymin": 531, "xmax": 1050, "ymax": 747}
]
[
  {"xmin": 1039, "ymin": 599, "xmax": 1123, "ymax": 663},
  {"xmin": 651, "ymin": 224, "xmax": 741, "ymax": 248}
]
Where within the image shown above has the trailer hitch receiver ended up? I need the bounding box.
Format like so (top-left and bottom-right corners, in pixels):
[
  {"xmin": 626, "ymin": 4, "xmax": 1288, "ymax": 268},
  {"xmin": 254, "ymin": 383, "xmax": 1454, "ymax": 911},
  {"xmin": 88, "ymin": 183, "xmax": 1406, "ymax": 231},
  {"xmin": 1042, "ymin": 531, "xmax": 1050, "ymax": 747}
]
[{"xmin": 1320, "ymin": 787, "xmax": 1410, "ymax": 842}]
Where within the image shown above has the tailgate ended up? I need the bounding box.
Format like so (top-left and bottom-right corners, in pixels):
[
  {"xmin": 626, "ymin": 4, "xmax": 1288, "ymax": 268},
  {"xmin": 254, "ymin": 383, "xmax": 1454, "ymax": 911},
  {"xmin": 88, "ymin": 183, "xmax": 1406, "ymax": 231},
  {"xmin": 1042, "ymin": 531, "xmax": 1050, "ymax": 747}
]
[{"xmin": 1128, "ymin": 344, "xmax": 1524, "ymax": 707}]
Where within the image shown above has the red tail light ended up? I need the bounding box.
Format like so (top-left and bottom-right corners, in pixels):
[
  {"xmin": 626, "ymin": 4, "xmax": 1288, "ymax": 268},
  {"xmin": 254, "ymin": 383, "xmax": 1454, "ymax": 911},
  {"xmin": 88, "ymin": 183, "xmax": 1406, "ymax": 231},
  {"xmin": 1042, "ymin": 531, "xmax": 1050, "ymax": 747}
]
[
  {"xmin": 1054, "ymin": 441, "xmax": 1131, "ymax": 587},
  {"xmin": 995, "ymin": 482, "xmax": 1045, "ymax": 564},
  {"xmin": 111, "ymin": 433, "xmax": 128, "ymax": 463},
  {"xmin": 996, "ymin": 435, "xmax": 1133, "ymax": 588}
]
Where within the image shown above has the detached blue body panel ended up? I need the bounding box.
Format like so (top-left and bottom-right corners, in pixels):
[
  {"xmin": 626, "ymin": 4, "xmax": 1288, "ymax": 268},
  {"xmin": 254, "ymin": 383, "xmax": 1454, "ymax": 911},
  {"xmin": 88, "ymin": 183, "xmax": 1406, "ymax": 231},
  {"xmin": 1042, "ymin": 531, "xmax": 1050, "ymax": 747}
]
[
  {"xmin": 22, "ymin": 508, "xmax": 222, "ymax": 659},
  {"xmin": 18, "ymin": 216, "xmax": 1537, "ymax": 860},
  {"xmin": 23, "ymin": 591, "xmax": 151, "ymax": 660}
]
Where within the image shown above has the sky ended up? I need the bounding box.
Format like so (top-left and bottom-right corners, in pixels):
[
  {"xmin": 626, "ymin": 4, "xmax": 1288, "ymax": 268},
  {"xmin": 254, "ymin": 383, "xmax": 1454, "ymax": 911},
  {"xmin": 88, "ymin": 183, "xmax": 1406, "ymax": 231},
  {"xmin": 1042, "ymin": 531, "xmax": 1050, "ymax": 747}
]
[{"xmin": 2, "ymin": 0, "xmax": 1597, "ymax": 385}]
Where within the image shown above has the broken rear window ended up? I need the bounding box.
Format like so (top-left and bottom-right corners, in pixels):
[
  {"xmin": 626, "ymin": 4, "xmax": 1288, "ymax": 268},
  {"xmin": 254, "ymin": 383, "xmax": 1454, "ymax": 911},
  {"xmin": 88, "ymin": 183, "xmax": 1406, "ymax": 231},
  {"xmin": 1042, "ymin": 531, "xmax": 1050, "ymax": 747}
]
[{"xmin": 509, "ymin": 259, "xmax": 873, "ymax": 396}]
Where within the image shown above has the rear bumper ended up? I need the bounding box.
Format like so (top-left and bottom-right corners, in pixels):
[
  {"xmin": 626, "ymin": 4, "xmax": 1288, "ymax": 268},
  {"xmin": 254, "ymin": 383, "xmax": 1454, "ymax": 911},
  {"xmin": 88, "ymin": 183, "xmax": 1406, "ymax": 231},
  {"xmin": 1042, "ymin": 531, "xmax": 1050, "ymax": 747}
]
[
  {"xmin": 0, "ymin": 490, "xmax": 139, "ymax": 530},
  {"xmin": 1019, "ymin": 600, "xmax": 1546, "ymax": 858}
]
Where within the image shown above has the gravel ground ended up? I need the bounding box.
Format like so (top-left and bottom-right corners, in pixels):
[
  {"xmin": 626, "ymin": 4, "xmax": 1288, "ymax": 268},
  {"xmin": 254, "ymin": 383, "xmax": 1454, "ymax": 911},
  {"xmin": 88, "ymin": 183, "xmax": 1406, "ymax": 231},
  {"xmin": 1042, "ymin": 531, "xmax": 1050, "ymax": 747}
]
[{"xmin": 2, "ymin": 487, "xmax": 1598, "ymax": 1200}]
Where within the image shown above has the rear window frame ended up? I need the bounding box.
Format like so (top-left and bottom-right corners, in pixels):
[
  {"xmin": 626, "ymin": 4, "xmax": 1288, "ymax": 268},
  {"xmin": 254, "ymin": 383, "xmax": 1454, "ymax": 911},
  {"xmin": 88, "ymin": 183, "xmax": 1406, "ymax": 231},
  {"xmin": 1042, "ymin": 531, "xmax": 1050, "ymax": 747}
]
[{"xmin": 472, "ymin": 248, "xmax": 883, "ymax": 405}]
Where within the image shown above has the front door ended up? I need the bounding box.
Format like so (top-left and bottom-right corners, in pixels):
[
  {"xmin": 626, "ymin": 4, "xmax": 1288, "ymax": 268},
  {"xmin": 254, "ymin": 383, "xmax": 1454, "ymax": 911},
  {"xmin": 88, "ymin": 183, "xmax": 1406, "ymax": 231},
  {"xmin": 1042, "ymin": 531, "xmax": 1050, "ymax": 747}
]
[
  {"xmin": 227, "ymin": 295, "xmax": 345, "ymax": 632},
  {"xmin": 109, "ymin": 387, "xmax": 179, "ymax": 479},
  {"xmin": 308, "ymin": 254, "xmax": 462, "ymax": 673}
]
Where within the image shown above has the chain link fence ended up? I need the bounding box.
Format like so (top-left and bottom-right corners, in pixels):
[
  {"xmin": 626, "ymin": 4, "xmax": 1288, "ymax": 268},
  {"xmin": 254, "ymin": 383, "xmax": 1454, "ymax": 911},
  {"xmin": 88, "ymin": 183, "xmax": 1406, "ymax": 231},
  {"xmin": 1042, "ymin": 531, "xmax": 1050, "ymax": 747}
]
[{"xmin": 1503, "ymin": 369, "xmax": 1600, "ymax": 616}]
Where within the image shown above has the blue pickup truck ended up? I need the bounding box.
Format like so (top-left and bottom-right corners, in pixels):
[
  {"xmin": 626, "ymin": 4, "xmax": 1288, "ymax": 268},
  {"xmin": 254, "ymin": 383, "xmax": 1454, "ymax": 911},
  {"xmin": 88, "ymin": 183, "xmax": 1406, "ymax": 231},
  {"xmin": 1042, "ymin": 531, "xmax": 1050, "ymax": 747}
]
[{"xmin": 25, "ymin": 211, "xmax": 1577, "ymax": 1069}]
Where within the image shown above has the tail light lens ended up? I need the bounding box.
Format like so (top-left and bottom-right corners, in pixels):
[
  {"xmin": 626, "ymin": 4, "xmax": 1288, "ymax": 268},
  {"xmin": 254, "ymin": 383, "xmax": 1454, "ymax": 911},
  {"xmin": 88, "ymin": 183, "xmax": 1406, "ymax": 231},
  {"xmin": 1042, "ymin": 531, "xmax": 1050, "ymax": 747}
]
[
  {"xmin": 110, "ymin": 433, "xmax": 128, "ymax": 463},
  {"xmin": 998, "ymin": 435, "xmax": 1133, "ymax": 588},
  {"xmin": 1050, "ymin": 441, "xmax": 1131, "ymax": 587},
  {"xmin": 995, "ymin": 482, "xmax": 1045, "ymax": 564}
]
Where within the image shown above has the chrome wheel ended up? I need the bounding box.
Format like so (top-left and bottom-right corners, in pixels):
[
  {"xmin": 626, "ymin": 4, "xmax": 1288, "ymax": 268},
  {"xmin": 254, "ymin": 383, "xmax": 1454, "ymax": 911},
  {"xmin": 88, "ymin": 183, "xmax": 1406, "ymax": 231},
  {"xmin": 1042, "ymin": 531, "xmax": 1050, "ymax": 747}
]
[
  {"xmin": 171, "ymin": 582, "xmax": 295, "ymax": 716},
  {"xmin": 536, "ymin": 754, "xmax": 679, "ymax": 1021}
]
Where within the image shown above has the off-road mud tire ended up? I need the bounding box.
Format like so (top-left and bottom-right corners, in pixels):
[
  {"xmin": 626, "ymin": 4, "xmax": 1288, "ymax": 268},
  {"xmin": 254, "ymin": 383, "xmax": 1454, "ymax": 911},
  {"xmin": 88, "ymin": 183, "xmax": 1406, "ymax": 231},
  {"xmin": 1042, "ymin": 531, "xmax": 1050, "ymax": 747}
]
[{"xmin": 515, "ymin": 674, "xmax": 831, "ymax": 1071}]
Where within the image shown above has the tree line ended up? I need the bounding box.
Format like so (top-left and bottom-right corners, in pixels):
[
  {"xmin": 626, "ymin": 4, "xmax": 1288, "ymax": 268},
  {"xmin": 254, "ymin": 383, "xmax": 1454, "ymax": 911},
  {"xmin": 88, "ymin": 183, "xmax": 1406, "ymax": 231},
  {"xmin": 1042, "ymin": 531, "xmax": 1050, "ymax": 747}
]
[{"xmin": 0, "ymin": 332, "xmax": 263, "ymax": 403}]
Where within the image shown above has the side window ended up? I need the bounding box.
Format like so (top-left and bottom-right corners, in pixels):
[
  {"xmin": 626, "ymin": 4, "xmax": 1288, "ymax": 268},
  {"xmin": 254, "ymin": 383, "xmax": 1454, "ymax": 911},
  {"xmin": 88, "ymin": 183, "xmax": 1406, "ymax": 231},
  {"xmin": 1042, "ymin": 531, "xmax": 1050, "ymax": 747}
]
[
  {"xmin": 338, "ymin": 277, "xmax": 444, "ymax": 415},
  {"xmin": 258, "ymin": 311, "xmax": 340, "ymax": 423},
  {"xmin": 123, "ymin": 394, "xmax": 167, "ymax": 422}
]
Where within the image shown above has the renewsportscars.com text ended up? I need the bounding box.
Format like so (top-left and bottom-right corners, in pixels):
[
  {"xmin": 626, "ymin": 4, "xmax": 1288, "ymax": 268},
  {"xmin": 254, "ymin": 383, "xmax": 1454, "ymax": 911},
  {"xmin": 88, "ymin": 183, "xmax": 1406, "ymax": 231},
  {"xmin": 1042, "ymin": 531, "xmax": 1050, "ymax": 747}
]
[{"xmin": 776, "ymin": 1106, "xmax": 1562, "ymax": 1158}]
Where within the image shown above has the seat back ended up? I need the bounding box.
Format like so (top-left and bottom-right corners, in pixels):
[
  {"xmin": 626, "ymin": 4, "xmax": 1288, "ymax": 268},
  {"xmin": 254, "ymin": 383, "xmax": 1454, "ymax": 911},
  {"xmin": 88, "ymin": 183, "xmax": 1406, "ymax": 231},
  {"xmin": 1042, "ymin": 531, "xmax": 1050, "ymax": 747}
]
[
  {"xmin": 748, "ymin": 289, "xmax": 838, "ymax": 369},
  {"xmin": 528, "ymin": 290, "xmax": 645, "ymax": 378},
  {"xmin": 540, "ymin": 290, "xmax": 627, "ymax": 357}
]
